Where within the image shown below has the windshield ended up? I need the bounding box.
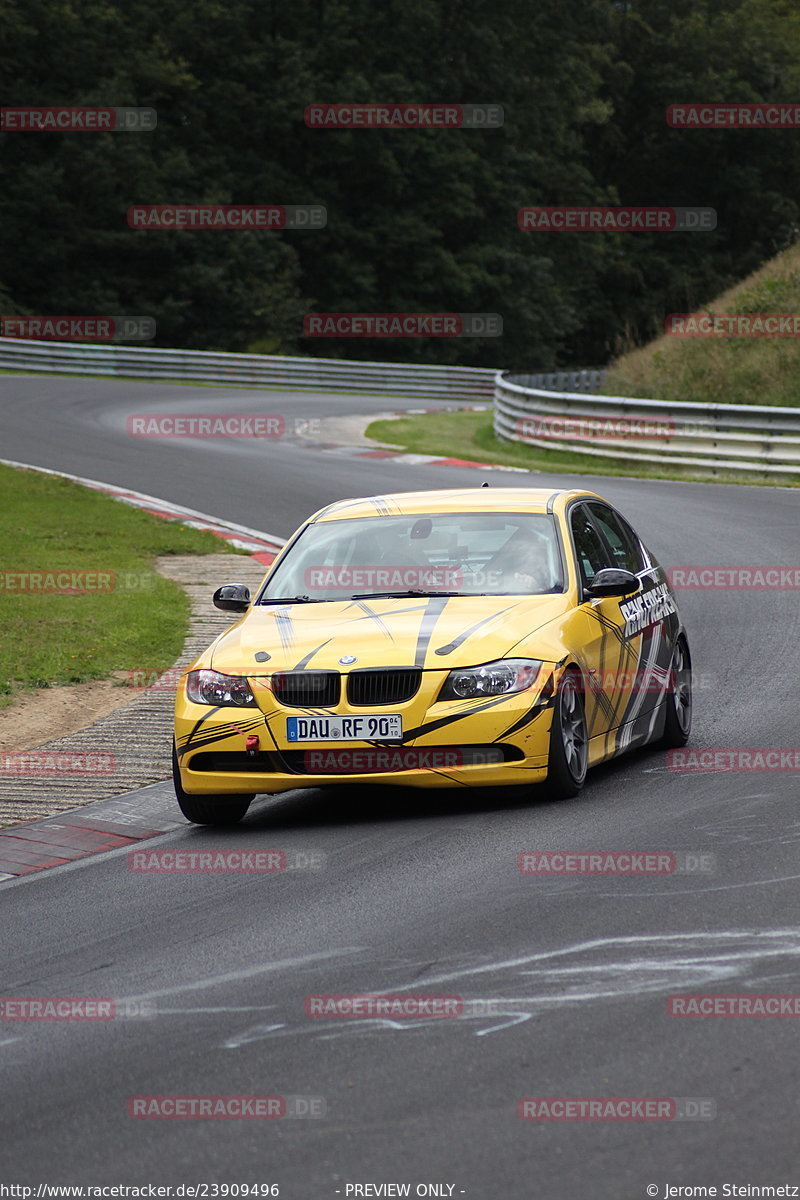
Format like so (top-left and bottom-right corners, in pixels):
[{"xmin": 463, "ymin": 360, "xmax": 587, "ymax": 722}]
[{"xmin": 259, "ymin": 511, "xmax": 565, "ymax": 601}]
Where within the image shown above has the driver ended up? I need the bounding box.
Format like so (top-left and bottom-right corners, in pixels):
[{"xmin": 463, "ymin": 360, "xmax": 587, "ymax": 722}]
[{"xmin": 486, "ymin": 527, "xmax": 557, "ymax": 593}]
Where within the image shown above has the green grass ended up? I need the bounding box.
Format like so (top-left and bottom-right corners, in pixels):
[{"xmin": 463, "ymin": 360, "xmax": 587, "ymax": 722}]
[
  {"xmin": 0, "ymin": 464, "xmax": 237, "ymax": 710},
  {"xmin": 605, "ymin": 242, "xmax": 800, "ymax": 407},
  {"xmin": 366, "ymin": 409, "xmax": 800, "ymax": 487}
]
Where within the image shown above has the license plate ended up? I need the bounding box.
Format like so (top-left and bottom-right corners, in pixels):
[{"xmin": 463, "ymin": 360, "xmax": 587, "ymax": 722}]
[{"xmin": 286, "ymin": 714, "xmax": 402, "ymax": 742}]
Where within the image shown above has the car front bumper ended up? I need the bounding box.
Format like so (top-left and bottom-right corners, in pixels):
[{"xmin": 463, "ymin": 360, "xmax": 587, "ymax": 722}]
[{"xmin": 174, "ymin": 668, "xmax": 557, "ymax": 794}]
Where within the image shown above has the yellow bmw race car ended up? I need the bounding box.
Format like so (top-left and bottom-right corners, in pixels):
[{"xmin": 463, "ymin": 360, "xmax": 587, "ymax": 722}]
[{"xmin": 173, "ymin": 487, "xmax": 692, "ymax": 824}]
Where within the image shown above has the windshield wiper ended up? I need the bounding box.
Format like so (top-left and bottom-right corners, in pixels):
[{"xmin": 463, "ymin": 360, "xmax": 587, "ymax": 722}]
[
  {"xmin": 349, "ymin": 589, "xmax": 467, "ymax": 600},
  {"xmin": 258, "ymin": 595, "xmax": 325, "ymax": 605}
]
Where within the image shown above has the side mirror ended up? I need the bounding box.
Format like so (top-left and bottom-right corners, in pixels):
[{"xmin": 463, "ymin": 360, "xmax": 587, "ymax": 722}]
[
  {"xmin": 213, "ymin": 583, "xmax": 251, "ymax": 613},
  {"xmin": 585, "ymin": 568, "xmax": 640, "ymax": 599}
]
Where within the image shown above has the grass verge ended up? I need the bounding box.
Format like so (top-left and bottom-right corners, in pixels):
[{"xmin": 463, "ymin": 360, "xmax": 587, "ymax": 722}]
[
  {"xmin": 0, "ymin": 464, "xmax": 239, "ymax": 710},
  {"xmin": 366, "ymin": 410, "xmax": 800, "ymax": 487},
  {"xmin": 605, "ymin": 242, "xmax": 800, "ymax": 407}
]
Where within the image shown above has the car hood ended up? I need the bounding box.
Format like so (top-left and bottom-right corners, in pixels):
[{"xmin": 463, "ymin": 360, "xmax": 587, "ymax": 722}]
[{"xmin": 210, "ymin": 594, "xmax": 571, "ymax": 675}]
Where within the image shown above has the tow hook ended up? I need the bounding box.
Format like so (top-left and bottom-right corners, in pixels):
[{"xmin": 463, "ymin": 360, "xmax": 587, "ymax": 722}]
[{"xmin": 245, "ymin": 734, "xmax": 260, "ymax": 758}]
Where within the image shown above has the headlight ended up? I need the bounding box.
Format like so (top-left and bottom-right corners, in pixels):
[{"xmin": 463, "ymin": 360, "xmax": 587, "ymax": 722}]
[
  {"xmin": 186, "ymin": 669, "xmax": 257, "ymax": 707},
  {"xmin": 438, "ymin": 658, "xmax": 543, "ymax": 701}
]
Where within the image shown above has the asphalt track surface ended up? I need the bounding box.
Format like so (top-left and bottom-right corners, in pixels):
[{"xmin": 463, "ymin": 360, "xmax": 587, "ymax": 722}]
[{"xmin": 2, "ymin": 375, "xmax": 800, "ymax": 1197}]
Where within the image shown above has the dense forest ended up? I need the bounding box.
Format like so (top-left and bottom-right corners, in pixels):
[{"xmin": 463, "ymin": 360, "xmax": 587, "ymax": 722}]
[{"xmin": 2, "ymin": 0, "xmax": 800, "ymax": 368}]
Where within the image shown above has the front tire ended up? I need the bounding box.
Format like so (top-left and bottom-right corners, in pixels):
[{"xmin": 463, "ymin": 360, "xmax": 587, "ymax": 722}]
[
  {"xmin": 660, "ymin": 637, "xmax": 692, "ymax": 748},
  {"xmin": 172, "ymin": 742, "xmax": 254, "ymax": 826},
  {"xmin": 545, "ymin": 669, "xmax": 589, "ymax": 798}
]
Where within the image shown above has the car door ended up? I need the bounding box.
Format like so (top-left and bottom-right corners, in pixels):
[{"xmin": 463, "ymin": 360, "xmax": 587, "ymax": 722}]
[
  {"xmin": 567, "ymin": 502, "xmax": 629, "ymax": 752},
  {"xmin": 585, "ymin": 501, "xmax": 680, "ymax": 749}
]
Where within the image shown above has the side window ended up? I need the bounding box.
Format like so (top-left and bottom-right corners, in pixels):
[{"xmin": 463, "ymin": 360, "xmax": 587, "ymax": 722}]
[
  {"xmin": 570, "ymin": 505, "xmax": 611, "ymax": 588},
  {"xmin": 586, "ymin": 504, "xmax": 644, "ymax": 574}
]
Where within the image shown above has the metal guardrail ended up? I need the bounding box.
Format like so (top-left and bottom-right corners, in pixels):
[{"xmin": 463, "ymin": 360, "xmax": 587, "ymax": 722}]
[
  {"xmin": 505, "ymin": 369, "xmax": 608, "ymax": 394},
  {"xmin": 4, "ymin": 337, "xmax": 796, "ymax": 475},
  {"xmin": 494, "ymin": 371, "xmax": 800, "ymax": 477},
  {"xmin": 0, "ymin": 338, "xmax": 495, "ymax": 400}
]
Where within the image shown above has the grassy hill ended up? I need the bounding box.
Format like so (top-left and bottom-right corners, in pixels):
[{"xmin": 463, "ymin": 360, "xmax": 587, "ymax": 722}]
[{"xmin": 605, "ymin": 243, "xmax": 800, "ymax": 408}]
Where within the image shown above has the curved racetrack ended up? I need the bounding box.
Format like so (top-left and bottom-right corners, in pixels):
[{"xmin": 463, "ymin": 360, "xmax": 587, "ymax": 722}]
[{"xmin": 2, "ymin": 374, "xmax": 799, "ymax": 1195}]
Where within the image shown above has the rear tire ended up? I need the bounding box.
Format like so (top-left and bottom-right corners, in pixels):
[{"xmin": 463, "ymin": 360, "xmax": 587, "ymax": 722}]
[
  {"xmin": 545, "ymin": 669, "xmax": 588, "ymax": 799},
  {"xmin": 172, "ymin": 742, "xmax": 254, "ymax": 826},
  {"xmin": 659, "ymin": 637, "xmax": 692, "ymax": 748}
]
